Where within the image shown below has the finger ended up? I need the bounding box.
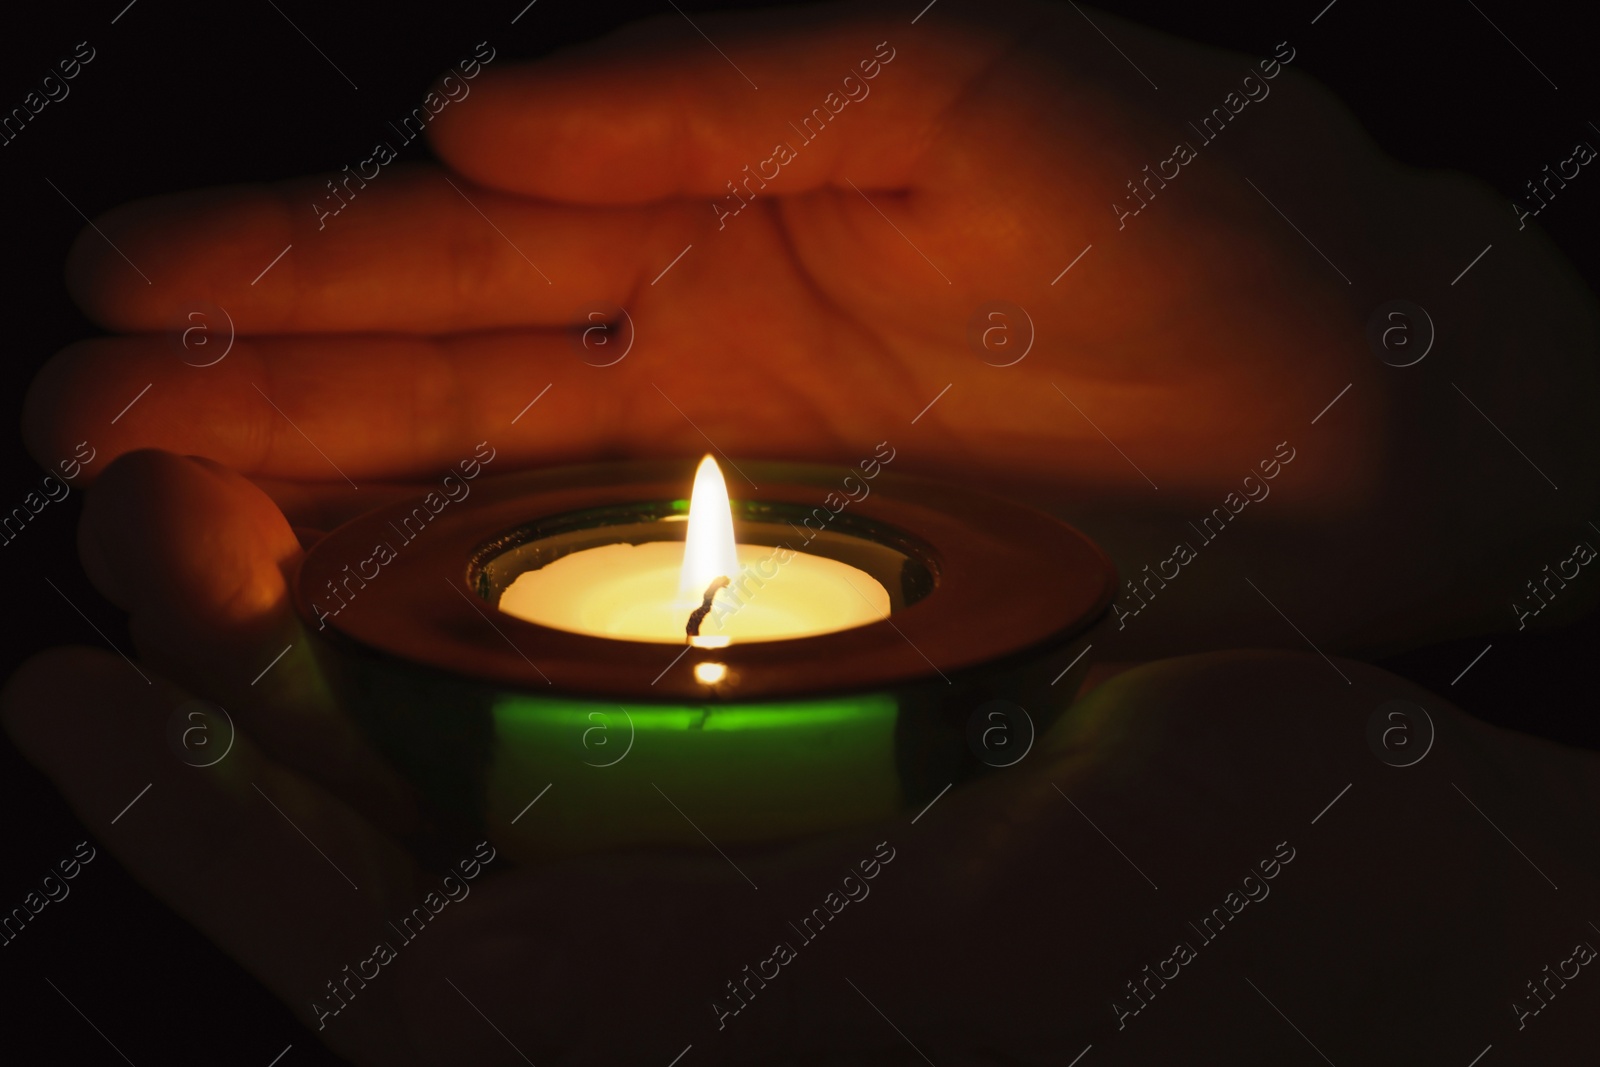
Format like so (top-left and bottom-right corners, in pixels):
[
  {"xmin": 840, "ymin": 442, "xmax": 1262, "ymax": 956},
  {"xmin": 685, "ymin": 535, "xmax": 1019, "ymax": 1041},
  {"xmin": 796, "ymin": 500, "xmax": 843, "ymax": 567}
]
[
  {"xmin": 27, "ymin": 332, "xmax": 599, "ymax": 483},
  {"xmin": 26, "ymin": 276, "xmax": 868, "ymax": 484},
  {"xmin": 66, "ymin": 166, "xmax": 686, "ymax": 335},
  {"xmin": 0, "ymin": 647, "xmax": 419, "ymax": 1061},
  {"xmin": 428, "ymin": 5, "xmax": 1016, "ymax": 202},
  {"xmin": 79, "ymin": 450, "xmax": 417, "ymax": 833}
]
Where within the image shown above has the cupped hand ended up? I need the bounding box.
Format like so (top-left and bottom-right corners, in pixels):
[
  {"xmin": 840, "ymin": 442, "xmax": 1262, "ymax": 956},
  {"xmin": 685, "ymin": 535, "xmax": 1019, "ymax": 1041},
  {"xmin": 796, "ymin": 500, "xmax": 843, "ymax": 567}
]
[{"xmin": 8, "ymin": 638, "xmax": 1599, "ymax": 1065}]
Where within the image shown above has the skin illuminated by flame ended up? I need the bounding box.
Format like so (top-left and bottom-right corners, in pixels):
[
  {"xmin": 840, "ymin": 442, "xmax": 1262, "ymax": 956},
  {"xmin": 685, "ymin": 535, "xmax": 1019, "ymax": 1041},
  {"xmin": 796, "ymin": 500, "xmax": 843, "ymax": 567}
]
[{"xmin": 680, "ymin": 455, "xmax": 740, "ymax": 600}]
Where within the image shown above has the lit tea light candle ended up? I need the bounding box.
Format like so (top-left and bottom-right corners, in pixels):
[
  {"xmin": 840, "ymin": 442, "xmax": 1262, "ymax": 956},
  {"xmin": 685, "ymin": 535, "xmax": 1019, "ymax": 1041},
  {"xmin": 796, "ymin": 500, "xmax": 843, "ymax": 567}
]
[
  {"xmin": 497, "ymin": 456, "xmax": 890, "ymax": 643},
  {"xmin": 295, "ymin": 456, "xmax": 1115, "ymax": 857}
]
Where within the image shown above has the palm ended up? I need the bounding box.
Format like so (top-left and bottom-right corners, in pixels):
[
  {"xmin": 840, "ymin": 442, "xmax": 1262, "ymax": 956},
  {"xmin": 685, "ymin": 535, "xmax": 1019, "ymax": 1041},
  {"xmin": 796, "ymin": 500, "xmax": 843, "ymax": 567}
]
[
  {"xmin": 11, "ymin": 642, "xmax": 1599, "ymax": 1066},
  {"xmin": 32, "ymin": 8, "xmax": 1368, "ymax": 488}
]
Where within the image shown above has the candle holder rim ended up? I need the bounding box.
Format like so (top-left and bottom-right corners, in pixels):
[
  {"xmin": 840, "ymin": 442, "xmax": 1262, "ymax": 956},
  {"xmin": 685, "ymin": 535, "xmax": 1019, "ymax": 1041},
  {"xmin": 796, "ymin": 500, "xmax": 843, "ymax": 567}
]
[{"xmin": 291, "ymin": 459, "xmax": 1117, "ymax": 701}]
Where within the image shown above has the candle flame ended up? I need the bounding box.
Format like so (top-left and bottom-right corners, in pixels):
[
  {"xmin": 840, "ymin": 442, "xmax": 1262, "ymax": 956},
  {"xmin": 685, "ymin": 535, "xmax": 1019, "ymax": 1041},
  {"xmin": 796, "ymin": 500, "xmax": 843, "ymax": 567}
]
[{"xmin": 681, "ymin": 455, "xmax": 740, "ymax": 599}]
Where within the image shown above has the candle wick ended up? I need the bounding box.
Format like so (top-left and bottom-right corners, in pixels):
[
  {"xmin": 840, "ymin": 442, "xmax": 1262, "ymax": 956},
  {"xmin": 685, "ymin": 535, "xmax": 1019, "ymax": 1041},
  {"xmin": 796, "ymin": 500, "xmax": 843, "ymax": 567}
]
[{"xmin": 685, "ymin": 576, "xmax": 731, "ymax": 640}]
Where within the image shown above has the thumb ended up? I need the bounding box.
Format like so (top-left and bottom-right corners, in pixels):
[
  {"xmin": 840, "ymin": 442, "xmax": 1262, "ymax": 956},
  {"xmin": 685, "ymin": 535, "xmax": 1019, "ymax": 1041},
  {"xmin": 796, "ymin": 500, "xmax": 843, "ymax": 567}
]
[{"xmin": 80, "ymin": 449, "xmax": 417, "ymax": 835}]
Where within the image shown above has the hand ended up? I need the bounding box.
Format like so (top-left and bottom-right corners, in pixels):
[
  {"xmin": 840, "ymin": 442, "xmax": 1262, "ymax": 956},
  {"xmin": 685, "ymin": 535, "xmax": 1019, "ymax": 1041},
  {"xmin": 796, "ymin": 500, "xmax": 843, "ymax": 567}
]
[
  {"xmin": 8, "ymin": 643, "xmax": 1598, "ymax": 1065},
  {"xmin": 22, "ymin": 1, "xmax": 1599, "ymax": 656},
  {"xmin": 9, "ymin": 3, "xmax": 1600, "ymax": 1064}
]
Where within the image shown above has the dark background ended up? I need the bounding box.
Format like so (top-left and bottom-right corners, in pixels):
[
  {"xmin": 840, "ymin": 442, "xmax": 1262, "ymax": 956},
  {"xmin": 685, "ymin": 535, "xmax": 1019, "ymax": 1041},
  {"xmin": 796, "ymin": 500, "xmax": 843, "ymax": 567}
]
[{"xmin": 1, "ymin": 1, "xmax": 1594, "ymax": 1062}]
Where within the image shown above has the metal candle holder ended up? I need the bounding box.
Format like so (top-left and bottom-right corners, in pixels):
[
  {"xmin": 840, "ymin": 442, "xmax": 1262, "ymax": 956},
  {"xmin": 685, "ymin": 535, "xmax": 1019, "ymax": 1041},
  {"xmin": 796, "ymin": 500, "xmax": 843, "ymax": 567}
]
[{"xmin": 292, "ymin": 460, "xmax": 1115, "ymax": 862}]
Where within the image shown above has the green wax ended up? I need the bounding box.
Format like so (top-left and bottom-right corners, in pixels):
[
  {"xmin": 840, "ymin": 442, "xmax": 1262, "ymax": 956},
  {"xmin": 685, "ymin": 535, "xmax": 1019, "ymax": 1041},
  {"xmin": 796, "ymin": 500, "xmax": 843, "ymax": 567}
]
[{"xmin": 486, "ymin": 693, "xmax": 902, "ymax": 856}]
